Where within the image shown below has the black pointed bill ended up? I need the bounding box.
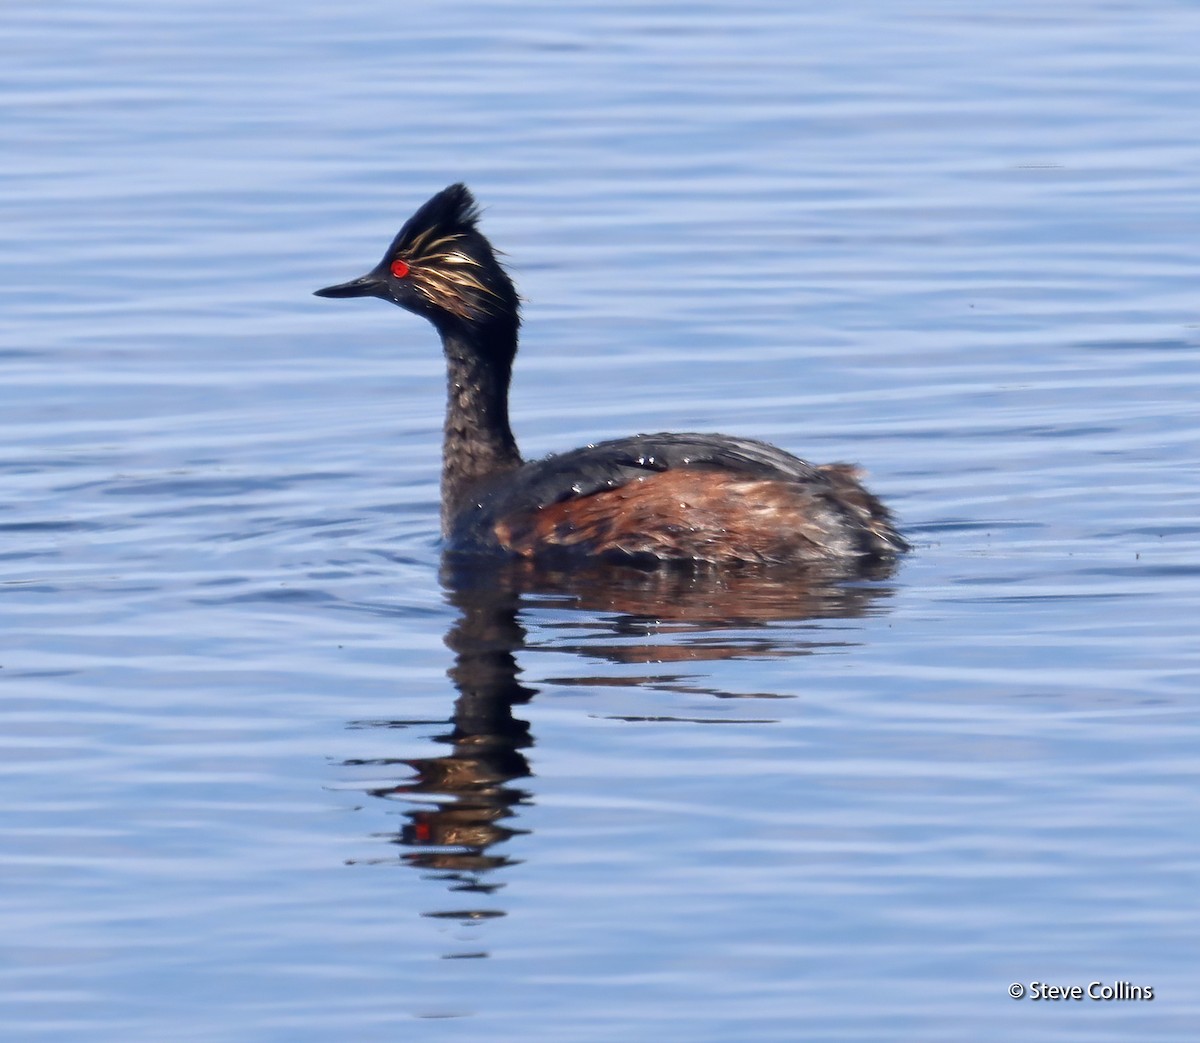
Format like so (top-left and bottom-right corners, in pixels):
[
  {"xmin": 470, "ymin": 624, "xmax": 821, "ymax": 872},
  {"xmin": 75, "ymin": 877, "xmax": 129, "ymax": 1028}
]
[{"xmin": 313, "ymin": 269, "xmax": 389, "ymax": 300}]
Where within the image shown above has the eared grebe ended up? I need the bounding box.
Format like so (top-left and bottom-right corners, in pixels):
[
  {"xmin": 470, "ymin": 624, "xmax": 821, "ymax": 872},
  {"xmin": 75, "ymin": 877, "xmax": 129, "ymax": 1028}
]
[{"xmin": 315, "ymin": 184, "xmax": 907, "ymax": 566}]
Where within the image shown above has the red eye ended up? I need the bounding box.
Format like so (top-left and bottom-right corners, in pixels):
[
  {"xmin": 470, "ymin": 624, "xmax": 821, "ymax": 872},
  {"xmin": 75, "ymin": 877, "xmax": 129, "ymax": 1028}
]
[{"xmin": 390, "ymin": 259, "xmax": 410, "ymax": 278}]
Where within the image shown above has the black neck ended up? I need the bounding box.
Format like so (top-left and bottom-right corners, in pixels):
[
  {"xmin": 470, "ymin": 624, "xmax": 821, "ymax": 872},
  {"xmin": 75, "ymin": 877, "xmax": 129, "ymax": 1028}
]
[{"xmin": 439, "ymin": 326, "xmax": 522, "ymax": 534}]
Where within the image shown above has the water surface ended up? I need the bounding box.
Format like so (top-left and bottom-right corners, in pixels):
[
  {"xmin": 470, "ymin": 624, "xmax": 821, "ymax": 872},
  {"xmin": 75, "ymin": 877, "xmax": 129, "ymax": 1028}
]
[{"xmin": 3, "ymin": 2, "xmax": 1199, "ymax": 1040}]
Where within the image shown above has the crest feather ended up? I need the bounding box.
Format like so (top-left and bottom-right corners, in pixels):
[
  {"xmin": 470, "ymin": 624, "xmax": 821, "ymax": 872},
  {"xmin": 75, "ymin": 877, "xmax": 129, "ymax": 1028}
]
[
  {"xmin": 387, "ymin": 183, "xmax": 481, "ymax": 258},
  {"xmin": 383, "ymin": 184, "xmax": 515, "ymax": 324}
]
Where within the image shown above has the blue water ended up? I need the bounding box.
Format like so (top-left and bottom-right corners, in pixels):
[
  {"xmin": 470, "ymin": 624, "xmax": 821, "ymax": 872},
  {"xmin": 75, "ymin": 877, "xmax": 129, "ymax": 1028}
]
[{"xmin": 3, "ymin": 1, "xmax": 1200, "ymax": 1040}]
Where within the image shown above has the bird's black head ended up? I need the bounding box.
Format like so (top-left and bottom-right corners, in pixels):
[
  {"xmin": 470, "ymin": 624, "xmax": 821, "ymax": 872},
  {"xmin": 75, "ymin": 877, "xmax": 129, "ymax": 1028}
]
[{"xmin": 314, "ymin": 184, "xmax": 519, "ymax": 337}]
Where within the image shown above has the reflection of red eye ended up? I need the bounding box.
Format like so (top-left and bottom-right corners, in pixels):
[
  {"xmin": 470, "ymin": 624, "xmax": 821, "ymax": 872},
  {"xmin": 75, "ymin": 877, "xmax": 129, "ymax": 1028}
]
[{"xmin": 390, "ymin": 259, "xmax": 410, "ymax": 278}]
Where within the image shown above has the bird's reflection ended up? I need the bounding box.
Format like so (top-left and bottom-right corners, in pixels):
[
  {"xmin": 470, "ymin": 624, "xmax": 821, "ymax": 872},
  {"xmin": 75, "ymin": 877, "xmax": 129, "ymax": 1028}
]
[
  {"xmin": 348, "ymin": 570, "xmax": 534, "ymax": 898},
  {"xmin": 342, "ymin": 555, "xmax": 900, "ymax": 948}
]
